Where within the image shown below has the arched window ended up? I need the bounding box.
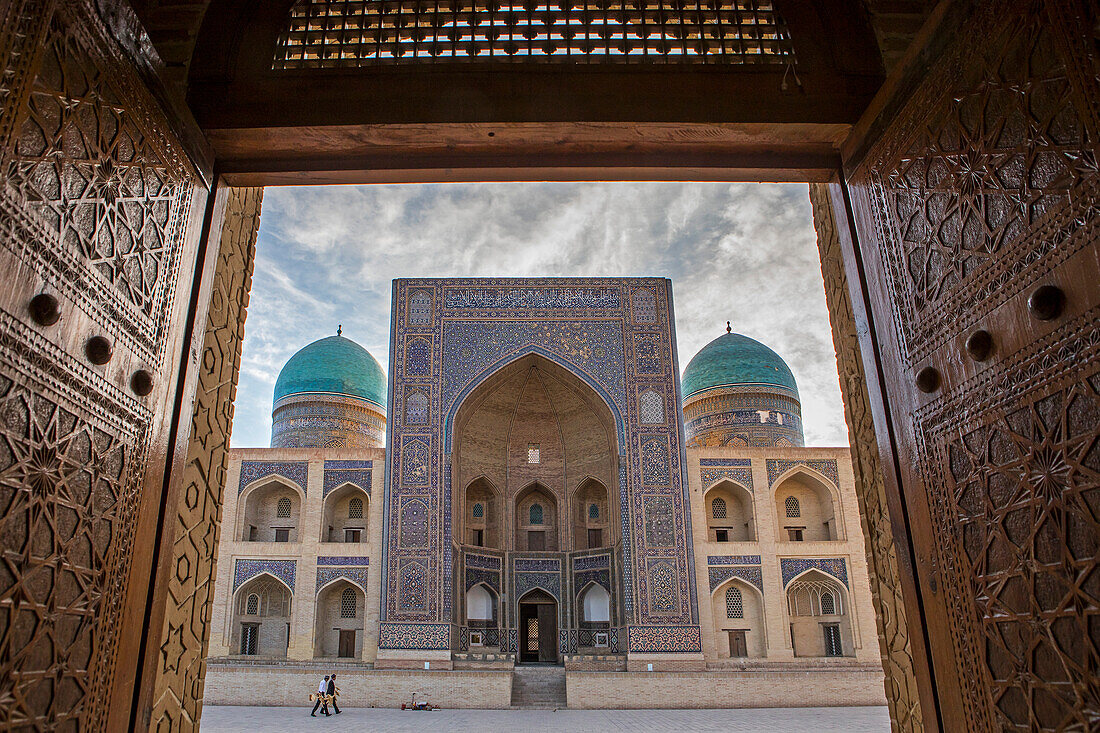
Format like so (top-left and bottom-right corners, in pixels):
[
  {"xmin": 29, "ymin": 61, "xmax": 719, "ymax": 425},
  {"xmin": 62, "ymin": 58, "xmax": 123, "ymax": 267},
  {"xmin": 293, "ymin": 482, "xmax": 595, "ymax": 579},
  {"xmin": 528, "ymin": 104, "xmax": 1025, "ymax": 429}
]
[
  {"xmin": 276, "ymin": 496, "xmax": 292, "ymax": 518},
  {"xmin": 725, "ymin": 586, "xmax": 744, "ymax": 619},
  {"xmin": 711, "ymin": 497, "xmax": 727, "ymax": 519},
  {"xmin": 472, "ymin": 502, "xmax": 484, "ymax": 519},
  {"xmin": 588, "ymin": 503, "xmax": 599, "ymax": 520},
  {"xmin": 784, "ymin": 496, "xmax": 801, "ymax": 518},
  {"xmin": 340, "ymin": 587, "xmax": 357, "ymax": 618},
  {"xmin": 530, "ymin": 503, "xmax": 544, "ymax": 525},
  {"xmin": 820, "ymin": 591, "xmax": 836, "ymax": 615},
  {"xmin": 348, "ymin": 496, "xmax": 363, "ymax": 519},
  {"xmin": 245, "ymin": 593, "xmax": 259, "ymax": 615}
]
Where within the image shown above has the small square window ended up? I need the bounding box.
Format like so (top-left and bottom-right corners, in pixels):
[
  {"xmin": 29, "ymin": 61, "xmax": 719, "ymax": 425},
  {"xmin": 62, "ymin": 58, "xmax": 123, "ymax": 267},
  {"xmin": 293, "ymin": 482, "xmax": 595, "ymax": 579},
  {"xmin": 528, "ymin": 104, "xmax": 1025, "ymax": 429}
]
[
  {"xmin": 588, "ymin": 528, "xmax": 602, "ymax": 549},
  {"xmin": 787, "ymin": 528, "xmax": 804, "ymax": 542},
  {"xmin": 527, "ymin": 443, "xmax": 540, "ymax": 464},
  {"xmin": 344, "ymin": 528, "xmax": 362, "ymax": 543},
  {"xmin": 274, "ymin": 528, "xmax": 290, "ymax": 543},
  {"xmin": 472, "ymin": 529, "xmax": 484, "ymax": 547},
  {"xmin": 715, "ymin": 529, "xmax": 729, "ymax": 543}
]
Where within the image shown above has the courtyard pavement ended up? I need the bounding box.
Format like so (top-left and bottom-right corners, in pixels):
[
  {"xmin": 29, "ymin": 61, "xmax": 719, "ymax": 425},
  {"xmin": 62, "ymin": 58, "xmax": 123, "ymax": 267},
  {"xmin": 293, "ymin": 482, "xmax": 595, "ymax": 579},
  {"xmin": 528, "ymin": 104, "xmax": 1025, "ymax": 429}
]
[{"xmin": 200, "ymin": 705, "xmax": 891, "ymax": 732}]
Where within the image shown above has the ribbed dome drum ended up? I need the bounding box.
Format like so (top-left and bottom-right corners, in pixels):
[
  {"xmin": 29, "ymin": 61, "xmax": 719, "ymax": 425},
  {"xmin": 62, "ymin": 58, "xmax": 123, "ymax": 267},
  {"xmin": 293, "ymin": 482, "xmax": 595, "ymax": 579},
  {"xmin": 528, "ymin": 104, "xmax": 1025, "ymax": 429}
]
[
  {"xmin": 681, "ymin": 330, "xmax": 803, "ymax": 448},
  {"xmin": 270, "ymin": 334, "xmax": 387, "ymax": 448}
]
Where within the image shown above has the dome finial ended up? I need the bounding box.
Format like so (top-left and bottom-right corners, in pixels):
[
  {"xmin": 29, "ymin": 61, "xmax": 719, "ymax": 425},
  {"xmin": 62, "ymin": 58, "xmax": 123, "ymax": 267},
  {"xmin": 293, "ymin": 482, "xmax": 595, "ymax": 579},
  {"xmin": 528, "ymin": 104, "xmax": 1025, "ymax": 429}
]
[
  {"xmin": 337, "ymin": 324, "xmax": 342, "ymax": 337},
  {"xmin": 726, "ymin": 321, "xmax": 731, "ymax": 333}
]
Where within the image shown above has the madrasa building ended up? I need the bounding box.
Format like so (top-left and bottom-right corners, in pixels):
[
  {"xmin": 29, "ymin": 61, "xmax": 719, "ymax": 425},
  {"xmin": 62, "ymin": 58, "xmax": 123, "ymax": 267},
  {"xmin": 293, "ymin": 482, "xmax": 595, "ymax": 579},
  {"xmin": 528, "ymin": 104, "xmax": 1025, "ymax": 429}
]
[{"xmin": 205, "ymin": 278, "xmax": 885, "ymax": 709}]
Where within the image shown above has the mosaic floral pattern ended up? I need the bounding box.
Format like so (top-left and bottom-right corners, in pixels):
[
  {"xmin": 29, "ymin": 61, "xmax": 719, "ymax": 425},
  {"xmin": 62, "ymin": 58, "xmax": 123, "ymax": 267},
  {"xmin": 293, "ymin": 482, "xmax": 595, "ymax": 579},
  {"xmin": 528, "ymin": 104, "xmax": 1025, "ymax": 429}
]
[
  {"xmin": 643, "ymin": 496, "xmax": 675, "ymax": 547},
  {"xmin": 628, "ymin": 625, "xmax": 701, "ymax": 653},
  {"xmin": 707, "ymin": 555, "xmax": 761, "ymax": 565},
  {"xmin": 633, "ymin": 333, "xmax": 662, "ymax": 374},
  {"xmin": 317, "ymin": 556, "xmax": 370, "ymax": 566},
  {"xmin": 323, "ymin": 460, "xmax": 372, "ymax": 497},
  {"xmin": 574, "ymin": 554, "xmax": 610, "ymax": 571},
  {"xmin": 515, "ymin": 571, "xmax": 561, "ymax": 600},
  {"xmin": 700, "ymin": 467, "xmax": 754, "ymax": 491},
  {"xmin": 638, "ymin": 389, "xmax": 665, "ymax": 424},
  {"xmin": 576, "ymin": 568, "xmax": 612, "ymax": 593},
  {"xmin": 405, "ymin": 337, "xmax": 432, "ymax": 375},
  {"xmin": 444, "ymin": 286, "xmax": 621, "ymax": 310},
  {"xmin": 514, "ymin": 557, "xmax": 560, "ymax": 572},
  {"xmin": 640, "ymin": 438, "xmax": 670, "ymax": 485},
  {"xmin": 465, "ymin": 568, "xmax": 500, "ymax": 593},
  {"xmin": 648, "ymin": 561, "xmax": 678, "ymax": 613},
  {"xmin": 378, "ymin": 622, "xmax": 450, "ymax": 650},
  {"xmin": 767, "ymin": 459, "xmax": 839, "ymax": 488},
  {"xmin": 408, "ymin": 289, "xmax": 433, "ymax": 325},
  {"xmin": 398, "ymin": 561, "xmax": 428, "ymax": 610},
  {"xmin": 399, "ymin": 499, "xmax": 429, "ymax": 547},
  {"xmin": 317, "ymin": 567, "xmax": 369, "ymax": 593},
  {"xmin": 708, "ymin": 565, "xmax": 764, "ymax": 592},
  {"xmin": 465, "ymin": 553, "xmax": 502, "ymax": 570},
  {"xmin": 233, "ymin": 559, "xmax": 296, "ymax": 592},
  {"xmin": 401, "ymin": 438, "xmax": 430, "ymax": 485},
  {"xmin": 781, "ymin": 558, "xmax": 848, "ymax": 587},
  {"xmin": 404, "ymin": 390, "xmax": 428, "ymax": 424},
  {"xmin": 238, "ymin": 461, "xmax": 307, "ymax": 494},
  {"xmin": 699, "ymin": 458, "xmax": 752, "ymax": 467}
]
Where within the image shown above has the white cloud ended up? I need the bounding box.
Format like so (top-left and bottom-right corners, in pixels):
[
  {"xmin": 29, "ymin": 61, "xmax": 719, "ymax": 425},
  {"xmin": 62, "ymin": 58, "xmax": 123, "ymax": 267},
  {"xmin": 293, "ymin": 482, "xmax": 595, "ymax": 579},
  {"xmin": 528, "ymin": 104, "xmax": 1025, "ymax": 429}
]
[{"xmin": 230, "ymin": 182, "xmax": 848, "ymax": 448}]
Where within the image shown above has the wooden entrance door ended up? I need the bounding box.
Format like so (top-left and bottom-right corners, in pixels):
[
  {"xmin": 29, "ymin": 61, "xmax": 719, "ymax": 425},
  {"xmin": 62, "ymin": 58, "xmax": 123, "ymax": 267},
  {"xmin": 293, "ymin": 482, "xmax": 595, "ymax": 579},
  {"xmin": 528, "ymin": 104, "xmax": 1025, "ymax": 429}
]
[
  {"xmin": 841, "ymin": 1, "xmax": 1100, "ymax": 729},
  {"xmin": 0, "ymin": 2, "xmax": 213, "ymax": 729},
  {"xmin": 727, "ymin": 630, "xmax": 747, "ymax": 658},
  {"xmin": 338, "ymin": 630, "xmax": 356, "ymax": 658},
  {"xmin": 518, "ymin": 597, "xmax": 558, "ymax": 664}
]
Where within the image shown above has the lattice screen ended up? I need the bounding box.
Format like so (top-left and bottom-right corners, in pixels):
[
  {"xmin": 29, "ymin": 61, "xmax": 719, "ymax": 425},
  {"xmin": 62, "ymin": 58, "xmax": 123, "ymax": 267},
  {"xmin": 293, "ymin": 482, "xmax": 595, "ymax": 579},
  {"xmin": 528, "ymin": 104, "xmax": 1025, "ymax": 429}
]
[{"xmin": 274, "ymin": 0, "xmax": 794, "ymax": 67}]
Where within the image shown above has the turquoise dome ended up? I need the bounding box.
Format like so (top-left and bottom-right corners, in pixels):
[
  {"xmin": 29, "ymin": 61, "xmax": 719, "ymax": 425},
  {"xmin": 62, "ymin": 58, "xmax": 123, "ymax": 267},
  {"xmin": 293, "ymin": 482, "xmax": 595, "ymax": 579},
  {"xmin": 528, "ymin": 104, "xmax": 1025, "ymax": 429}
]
[
  {"xmin": 682, "ymin": 332, "xmax": 798, "ymax": 398},
  {"xmin": 273, "ymin": 335, "xmax": 386, "ymax": 408}
]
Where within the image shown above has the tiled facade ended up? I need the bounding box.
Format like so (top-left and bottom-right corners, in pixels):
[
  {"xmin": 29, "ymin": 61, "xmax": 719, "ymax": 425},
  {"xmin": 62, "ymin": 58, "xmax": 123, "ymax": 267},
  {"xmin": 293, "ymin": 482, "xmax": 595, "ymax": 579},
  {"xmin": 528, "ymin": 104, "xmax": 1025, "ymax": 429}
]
[{"xmin": 206, "ymin": 277, "xmax": 882, "ymax": 705}]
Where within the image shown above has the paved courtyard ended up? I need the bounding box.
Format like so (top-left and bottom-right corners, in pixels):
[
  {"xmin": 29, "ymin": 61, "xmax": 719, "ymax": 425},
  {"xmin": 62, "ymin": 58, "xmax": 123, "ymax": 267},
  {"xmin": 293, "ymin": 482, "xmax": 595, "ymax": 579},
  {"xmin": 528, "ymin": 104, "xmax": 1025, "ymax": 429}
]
[{"xmin": 201, "ymin": 705, "xmax": 891, "ymax": 732}]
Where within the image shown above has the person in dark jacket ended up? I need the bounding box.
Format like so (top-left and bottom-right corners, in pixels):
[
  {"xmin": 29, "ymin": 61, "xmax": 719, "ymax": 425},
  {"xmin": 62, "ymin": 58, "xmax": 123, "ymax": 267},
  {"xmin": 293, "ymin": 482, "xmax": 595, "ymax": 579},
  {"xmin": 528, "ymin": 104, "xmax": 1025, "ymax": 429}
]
[{"xmin": 327, "ymin": 673, "xmax": 341, "ymax": 714}]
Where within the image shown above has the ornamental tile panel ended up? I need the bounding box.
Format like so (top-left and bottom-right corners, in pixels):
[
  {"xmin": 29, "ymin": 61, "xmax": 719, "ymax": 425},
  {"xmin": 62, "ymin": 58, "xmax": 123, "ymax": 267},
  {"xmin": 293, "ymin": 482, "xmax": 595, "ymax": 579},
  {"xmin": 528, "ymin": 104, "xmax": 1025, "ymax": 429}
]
[
  {"xmin": 515, "ymin": 572, "xmax": 561, "ymax": 601},
  {"xmin": 323, "ymin": 459, "xmax": 372, "ymax": 497},
  {"xmin": 317, "ymin": 556, "xmax": 371, "ymax": 566},
  {"xmin": 700, "ymin": 467, "xmax": 754, "ymax": 491},
  {"xmin": 238, "ymin": 461, "xmax": 308, "ymax": 494},
  {"xmin": 781, "ymin": 558, "xmax": 849, "ymax": 587},
  {"xmin": 465, "ymin": 554, "xmax": 502, "ymax": 570},
  {"xmin": 627, "ymin": 625, "xmax": 702, "ymax": 653},
  {"xmin": 514, "ymin": 558, "xmax": 560, "ymax": 572},
  {"xmin": 708, "ymin": 565, "xmax": 764, "ymax": 593},
  {"xmin": 573, "ymin": 553, "xmax": 610, "ymax": 571},
  {"xmin": 707, "ymin": 555, "xmax": 762, "ymax": 565},
  {"xmin": 766, "ymin": 458, "xmax": 839, "ymax": 488},
  {"xmin": 316, "ymin": 567, "xmax": 370, "ymax": 593},
  {"xmin": 378, "ymin": 623, "xmax": 450, "ymax": 650},
  {"xmin": 233, "ymin": 559, "xmax": 296, "ymax": 592}
]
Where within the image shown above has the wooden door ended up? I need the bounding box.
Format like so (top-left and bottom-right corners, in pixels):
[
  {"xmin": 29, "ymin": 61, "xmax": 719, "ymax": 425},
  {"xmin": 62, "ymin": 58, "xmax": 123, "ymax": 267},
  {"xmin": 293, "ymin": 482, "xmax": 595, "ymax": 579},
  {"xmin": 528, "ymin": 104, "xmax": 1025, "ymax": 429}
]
[
  {"xmin": 841, "ymin": 1, "xmax": 1100, "ymax": 729},
  {"xmin": 727, "ymin": 630, "xmax": 747, "ymax": 658},
  {"xmin": 537, "ymin": 603, "xmax": 558, "ymax": 663},
  {"xmin": 0, "ymin": 2, "xmax": 212, "ymax": 729},
  {"xmin": 338, "ymin": 630, "xmax": 356, "ymax": 658},
  {"xmin": 520, "ymin": 604, "xmax": 539, "ymax": 662}
]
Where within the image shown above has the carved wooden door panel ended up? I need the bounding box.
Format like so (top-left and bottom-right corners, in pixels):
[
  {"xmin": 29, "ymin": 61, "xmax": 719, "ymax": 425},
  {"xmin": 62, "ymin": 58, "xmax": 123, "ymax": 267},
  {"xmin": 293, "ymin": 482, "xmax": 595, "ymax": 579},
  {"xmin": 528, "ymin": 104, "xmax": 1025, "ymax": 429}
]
[
  {"xmin": 843, "ymin": 1, "xmax": 1099, "ymax": 730},
  {"xmin": 0, "ymin": 1, "xmax": 209, "ymax": 729}
]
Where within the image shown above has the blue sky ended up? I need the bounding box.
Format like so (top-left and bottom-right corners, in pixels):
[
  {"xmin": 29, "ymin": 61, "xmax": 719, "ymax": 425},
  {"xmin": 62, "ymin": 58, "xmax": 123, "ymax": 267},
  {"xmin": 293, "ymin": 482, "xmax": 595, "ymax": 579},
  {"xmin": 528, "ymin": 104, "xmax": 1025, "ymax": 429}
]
[{"xmin": 231, "ymin": 182, "xmax": 847, "ymax": 447}]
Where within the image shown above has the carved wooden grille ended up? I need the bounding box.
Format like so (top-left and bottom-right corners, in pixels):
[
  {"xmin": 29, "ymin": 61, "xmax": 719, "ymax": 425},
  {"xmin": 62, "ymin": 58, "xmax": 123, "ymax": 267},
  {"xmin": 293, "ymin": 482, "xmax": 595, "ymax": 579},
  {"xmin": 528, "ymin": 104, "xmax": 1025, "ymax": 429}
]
[
  {"xmin": 724, "ymin": 585, "xmax": 743, "ymax": 618},
  {"xmin": 349, "ymin": 496, "xmax": 364, "ymax": 518},
  {"xmin": 784, "ymin": 495, "xmax": 800, "ymax": 517},
  {"xmin": 340, "ymin": 587, "xmax": 357, "ymax": 617},
  {"xmin": 274, "ymin": 0, "xmax": 794, "ymax": 67},
  {"xmin": 711, "ymin": 496, "xmax": 727, "ymax": 518},
  {"xmin": 277, "ymin": 496, "xmax": 292, "ymax": 517}
]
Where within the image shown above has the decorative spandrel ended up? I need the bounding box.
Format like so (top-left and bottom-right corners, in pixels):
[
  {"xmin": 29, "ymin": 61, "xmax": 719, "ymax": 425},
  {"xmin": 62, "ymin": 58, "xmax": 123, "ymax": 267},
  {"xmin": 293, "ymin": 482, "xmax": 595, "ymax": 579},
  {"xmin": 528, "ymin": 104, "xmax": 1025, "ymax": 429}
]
[{"xmin": 274, "ymin": 0, "xmax": 794, "ymax": 68}]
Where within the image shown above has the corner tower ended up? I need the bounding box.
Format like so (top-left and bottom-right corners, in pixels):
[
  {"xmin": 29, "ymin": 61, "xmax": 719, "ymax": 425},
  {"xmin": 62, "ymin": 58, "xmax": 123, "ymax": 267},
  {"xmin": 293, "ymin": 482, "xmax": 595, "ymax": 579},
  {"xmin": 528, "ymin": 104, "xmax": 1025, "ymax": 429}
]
[
  {"xmin": 270, "ymin": 331, "xmax": 387, "ymax": 448},
  {"xmin": 681, "ymin": 325, "xmax": 803, "ymax": 447}
]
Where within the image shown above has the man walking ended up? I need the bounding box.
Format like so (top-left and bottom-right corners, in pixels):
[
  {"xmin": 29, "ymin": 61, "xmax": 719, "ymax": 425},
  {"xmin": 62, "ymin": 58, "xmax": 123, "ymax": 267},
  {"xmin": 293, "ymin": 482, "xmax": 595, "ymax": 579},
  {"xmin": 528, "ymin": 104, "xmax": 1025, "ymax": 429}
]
[
  {"xmin": 327, "ymin": 673, "xmax": 341, "ymax": 714},
  {"xmin": 311, "ymin": 675, "xmax": 330, "ymax": 717}
]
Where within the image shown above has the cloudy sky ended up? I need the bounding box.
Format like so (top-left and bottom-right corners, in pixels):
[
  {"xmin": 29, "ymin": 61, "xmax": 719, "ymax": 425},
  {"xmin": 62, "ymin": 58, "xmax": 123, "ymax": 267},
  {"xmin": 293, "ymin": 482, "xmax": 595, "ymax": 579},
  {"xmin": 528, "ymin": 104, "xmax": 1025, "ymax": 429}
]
[{"xmin": 231, "ymin": 182, "xmax": 847, "ymax": 448}]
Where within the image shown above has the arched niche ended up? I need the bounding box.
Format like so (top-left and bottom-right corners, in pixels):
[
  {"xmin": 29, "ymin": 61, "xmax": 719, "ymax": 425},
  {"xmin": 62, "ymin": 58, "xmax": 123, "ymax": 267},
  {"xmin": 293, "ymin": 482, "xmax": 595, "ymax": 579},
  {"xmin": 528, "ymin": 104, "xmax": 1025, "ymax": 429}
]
[
  {"xmin": 786, "ymin": 570, "xmax": 852, "ymax": 657},
  {"xmin": 515, "ymin": 482, "xmax": 558, "ymax": 551},
  {"xmin": 450, "ymin": 353, "xmax": 618, "ymax": 553},
  {"xmin": 230, "ymin": 573, "xmax": 292, "ymax": 658},
  {"xmin": 773, "ymin": 469, "xmax": 840, "ymax": 542},
  {"xmin": 703, "ymin": 480, "xmax": 755, "ymax": 542},
  {"xmin": 465, "ymin": 583, "xmax": 498, "ymax": 628},
  {"xmin": 461, "ymin": 476, "xmax": 500, "ymax": 549},
  {"xmin": 321, "ymin": 483, "xmax": 369, "ymax": 543},
  {"xmin": 711, "ymin": 578, "xmax": 765, "ymax": 658},
  {"xmin": 572, "ymin": 477, "xmax": 613, "ymax": 550},
  {"xmin": 237, "ymin": 476, "xmax": 304, "ymax": 543},
  {"xmin": 313, "ymin": 579, "xmax": 365, "ymax": 658},
  {"xmin": 578, "ymin": 582, "xmax": 611, "ymax": 625}
]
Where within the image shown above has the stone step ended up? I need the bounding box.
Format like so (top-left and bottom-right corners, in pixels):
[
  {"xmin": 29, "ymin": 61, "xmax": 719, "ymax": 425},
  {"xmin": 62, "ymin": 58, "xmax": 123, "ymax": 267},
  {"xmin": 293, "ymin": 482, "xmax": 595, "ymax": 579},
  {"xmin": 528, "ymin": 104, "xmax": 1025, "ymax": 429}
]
[{"xmin": 510, "ymin": 666, "xmax": 567, "ymax": 709}]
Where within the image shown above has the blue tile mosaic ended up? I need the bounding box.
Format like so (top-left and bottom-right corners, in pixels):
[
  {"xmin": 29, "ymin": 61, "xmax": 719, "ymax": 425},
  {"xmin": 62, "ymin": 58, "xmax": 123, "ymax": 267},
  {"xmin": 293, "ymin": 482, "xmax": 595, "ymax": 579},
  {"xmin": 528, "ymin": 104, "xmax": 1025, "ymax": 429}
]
[
  {"xmin": 627, "ymin": 625, "xmax": 702, "ymax": 653},
  {"xmin": 700, "ymin": 467, "xmax": 753, "ymax": 491},
  {"xmin": 514, "ymin": 558, "xmax": 560, "ymax": 572},
  {"xmin": 378, "ymin": 622, "xmax": 450, "ymax": 650},
  {"xmin": 317, "ymin": 567, "xmax": 370, "ymax": 593},
  {"xmin": 515, "ymin": 571, "xmax": 561, "ymax": 601},
  {"xmin": 707, "ymin": 555, "xmax": 762, "ymax": 565},
  {"xmin": 573, "ymin": 554, "xmax": 610, "ymax": 571},
  {"xmin": 238, "ymin": 461, "xmax": 308, "ymax": 495},
  {"xmin": 708, "ymin": 565, "xmax": 764, "ymax": 592},
  {"xmin": 465, "ymin": 554, "xmax": 502, "ymax": 570},
  {"xmin": 233, "ymin": 559, "xmax": 296, "ymax": 592},
  {"xmin": 781, "ymin": 558, "xmax": 848, "ymax": 587},
  {"xmin": 317, "ymin": 556, "xmax": 371, "ymax": 566},
  {"xmin": 323, "ymin": 460, "xmax": 372, "ymax": 497},
  {"xmin": 766, "ymin": 459, "xmax": 840, "ymax": 488},
  {"xmin": 444, "ymin": 286, "xmax": 621, "ymax": 310}
]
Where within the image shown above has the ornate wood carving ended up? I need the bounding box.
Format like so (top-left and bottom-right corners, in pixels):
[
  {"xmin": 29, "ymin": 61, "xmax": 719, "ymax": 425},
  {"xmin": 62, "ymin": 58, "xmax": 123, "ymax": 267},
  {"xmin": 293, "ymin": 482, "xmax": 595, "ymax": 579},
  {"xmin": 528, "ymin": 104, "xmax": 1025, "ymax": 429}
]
[
  {"xmin": 844, "ymin": 1, "xmax": 1100, "ymax": 729},
  {"xmin": 148, "ymin": 187, "xmax": 261, "ymax": 730},
  {"xmin": 810, "ymin": 183, "xmax": 923, "ymax": 731},
  {"xmin": 0, "ymin": 1, "xmax": 208, "ymax": 728}
]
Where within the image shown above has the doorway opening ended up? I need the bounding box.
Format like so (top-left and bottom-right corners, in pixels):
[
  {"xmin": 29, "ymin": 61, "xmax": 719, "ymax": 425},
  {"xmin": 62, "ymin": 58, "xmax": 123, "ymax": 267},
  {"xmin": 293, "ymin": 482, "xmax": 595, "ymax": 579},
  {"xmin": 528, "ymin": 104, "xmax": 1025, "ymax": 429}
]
[{"xmin": 518, "ymin": 589, "xmax": 559, "ymax": 665}]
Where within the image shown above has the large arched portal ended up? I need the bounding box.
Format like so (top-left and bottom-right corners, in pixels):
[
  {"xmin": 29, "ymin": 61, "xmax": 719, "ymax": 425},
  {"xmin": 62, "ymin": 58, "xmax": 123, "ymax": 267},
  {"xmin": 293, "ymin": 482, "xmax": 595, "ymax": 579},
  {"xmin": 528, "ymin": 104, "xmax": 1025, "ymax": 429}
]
[{"xmin": 451, "ymin": 354, "xmax": 619, "ymax": 553}]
